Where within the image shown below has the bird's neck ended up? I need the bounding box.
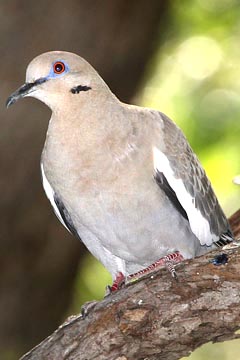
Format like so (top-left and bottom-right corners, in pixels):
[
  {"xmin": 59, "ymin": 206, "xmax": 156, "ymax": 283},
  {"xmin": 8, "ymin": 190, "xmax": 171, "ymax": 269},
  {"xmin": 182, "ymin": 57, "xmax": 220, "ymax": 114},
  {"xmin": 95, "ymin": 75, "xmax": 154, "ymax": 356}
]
[
  {"xmin": 42, "ymin": 93, "xmax": 135, "ymax": 178},
  {"xmin": 49, "ymin": 93, "xmax": 129, "ymax": 145}
]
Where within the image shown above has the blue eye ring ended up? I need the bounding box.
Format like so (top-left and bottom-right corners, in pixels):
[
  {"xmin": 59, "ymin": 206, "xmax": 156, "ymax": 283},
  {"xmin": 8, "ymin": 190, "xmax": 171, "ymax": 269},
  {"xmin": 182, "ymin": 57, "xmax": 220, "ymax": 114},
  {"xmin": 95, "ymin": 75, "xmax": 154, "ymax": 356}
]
[
  {"xmin": 53, "ymin": 61, "xmax": 65, "ymax": 74},
  {"xmin": 47, "ymin": 60, "xmax": 69, "ymax": 79}
]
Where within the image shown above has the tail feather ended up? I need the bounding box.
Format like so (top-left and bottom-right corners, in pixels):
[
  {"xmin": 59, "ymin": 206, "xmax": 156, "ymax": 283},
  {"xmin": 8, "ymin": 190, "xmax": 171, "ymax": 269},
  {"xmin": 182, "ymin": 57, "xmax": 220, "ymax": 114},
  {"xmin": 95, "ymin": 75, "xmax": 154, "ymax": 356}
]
[{"xmin": 214, "ymin": 229, "xmax": 234, "ymax": 247}]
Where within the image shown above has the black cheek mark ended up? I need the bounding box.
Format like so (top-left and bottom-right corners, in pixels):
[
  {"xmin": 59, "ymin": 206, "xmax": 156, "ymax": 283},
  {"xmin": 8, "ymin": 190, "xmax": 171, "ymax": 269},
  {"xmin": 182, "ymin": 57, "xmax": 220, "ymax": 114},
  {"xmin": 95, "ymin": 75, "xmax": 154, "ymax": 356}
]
[{"xmin": 70, "ymin": 85, "xmax": 92, "ymax": 94}]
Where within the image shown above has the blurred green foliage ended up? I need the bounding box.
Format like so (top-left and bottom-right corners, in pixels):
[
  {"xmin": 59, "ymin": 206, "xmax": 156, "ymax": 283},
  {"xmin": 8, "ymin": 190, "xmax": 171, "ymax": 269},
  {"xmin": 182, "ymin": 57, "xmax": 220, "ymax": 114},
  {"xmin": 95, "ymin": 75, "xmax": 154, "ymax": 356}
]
[
  {"xmin": 139, "ymin": 0, "xmax": 240, "ymax": 216},
  {"xmin": 70, "ymin": 1, "xmax": 240, "ymax": 359}
]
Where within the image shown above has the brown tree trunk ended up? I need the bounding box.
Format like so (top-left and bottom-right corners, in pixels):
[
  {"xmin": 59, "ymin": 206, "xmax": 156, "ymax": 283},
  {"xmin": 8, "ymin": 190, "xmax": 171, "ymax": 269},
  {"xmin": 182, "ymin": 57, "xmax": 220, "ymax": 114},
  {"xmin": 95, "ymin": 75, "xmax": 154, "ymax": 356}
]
[
  {"xmin": 1, "ymin": 0, "xmax": 169, "ymax": 357},
  {"xmin": 19, "ymin": 210, "xmax": 240, "ymax": 360}
]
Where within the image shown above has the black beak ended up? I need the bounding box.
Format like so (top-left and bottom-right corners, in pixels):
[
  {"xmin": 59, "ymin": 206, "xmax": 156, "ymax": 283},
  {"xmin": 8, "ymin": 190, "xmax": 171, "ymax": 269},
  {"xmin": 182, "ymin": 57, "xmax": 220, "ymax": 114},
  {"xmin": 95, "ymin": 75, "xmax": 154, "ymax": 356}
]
[{"xmin": 6, "ymin": 77, "xmax": 47, "ymax": 108}]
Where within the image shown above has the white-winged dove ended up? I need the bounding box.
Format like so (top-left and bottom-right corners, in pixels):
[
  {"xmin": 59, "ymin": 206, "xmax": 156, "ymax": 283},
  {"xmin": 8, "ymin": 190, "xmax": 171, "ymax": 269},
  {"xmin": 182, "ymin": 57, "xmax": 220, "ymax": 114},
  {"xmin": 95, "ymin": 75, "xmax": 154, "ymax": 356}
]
[{"xmin": 7, "ymin": 51, "xmax": 233, "ymax": 291}]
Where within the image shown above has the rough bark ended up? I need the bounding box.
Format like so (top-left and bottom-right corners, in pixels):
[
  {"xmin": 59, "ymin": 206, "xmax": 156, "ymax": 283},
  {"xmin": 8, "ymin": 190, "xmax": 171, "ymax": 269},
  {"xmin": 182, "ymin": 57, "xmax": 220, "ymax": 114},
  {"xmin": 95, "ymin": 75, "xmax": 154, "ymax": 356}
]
[
  {"xmin": 1, "ymin": 0, "xmax": 169, "ymax": 355},
  {"xmin": 20, "ymin": 210, "xmax": 240, "ymax": 360}
]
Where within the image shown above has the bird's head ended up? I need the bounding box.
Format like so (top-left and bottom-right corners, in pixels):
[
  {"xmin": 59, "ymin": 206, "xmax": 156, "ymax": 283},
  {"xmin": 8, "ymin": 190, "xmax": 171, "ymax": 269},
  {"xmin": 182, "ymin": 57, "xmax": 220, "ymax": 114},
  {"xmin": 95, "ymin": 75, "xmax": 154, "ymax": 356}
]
[{"xmin": 6, "ymin": 51, "xmax": 108, "ymax": 111}]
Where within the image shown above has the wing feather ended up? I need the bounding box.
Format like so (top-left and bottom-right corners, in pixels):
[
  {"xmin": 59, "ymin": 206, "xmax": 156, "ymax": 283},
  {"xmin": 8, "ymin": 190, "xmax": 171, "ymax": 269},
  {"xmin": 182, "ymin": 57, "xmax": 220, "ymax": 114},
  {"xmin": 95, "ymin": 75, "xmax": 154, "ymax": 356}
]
[
  {"xmin": 153, "ymin": 112, "xmax": 232, "ymax": 245},
  {"xmin": 41, "ymin": 163, "xmax": 77, "ymax": 235}
]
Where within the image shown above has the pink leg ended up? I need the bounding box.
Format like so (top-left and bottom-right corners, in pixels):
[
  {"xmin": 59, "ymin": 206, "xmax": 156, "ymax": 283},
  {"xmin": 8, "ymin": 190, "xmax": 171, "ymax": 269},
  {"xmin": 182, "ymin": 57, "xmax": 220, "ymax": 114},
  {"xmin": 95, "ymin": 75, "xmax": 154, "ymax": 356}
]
[
  {"xmin": 106, "ymin": 251, "xmax": 184, "ymax": 295},
  {"xmin": 110, "ymin": 271, "xmax": 125, "ymax": 292},
  {"xmin": 128, "ymin": 251, "xmax": 184, "ymax": 281}
]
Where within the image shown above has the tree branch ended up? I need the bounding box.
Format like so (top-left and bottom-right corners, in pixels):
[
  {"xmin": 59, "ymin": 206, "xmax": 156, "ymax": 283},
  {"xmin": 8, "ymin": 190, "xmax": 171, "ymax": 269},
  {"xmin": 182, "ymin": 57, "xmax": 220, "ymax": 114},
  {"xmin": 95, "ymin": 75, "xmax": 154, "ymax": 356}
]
[{"xmin": 20, "ymin": 210, "xmax": 240, "ymax": 360}]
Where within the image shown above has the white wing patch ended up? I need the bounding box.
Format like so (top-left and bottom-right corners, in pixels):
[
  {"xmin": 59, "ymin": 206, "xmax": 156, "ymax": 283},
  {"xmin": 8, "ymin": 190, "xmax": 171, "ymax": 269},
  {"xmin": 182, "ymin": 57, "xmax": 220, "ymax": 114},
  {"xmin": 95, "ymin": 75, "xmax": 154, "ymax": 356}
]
[
  {"xmin": 153, "ymin": 146, "xmax": 217, "ymax": 245},
  {"xmin": 40, "ymin": 163, "xmax": 71, "ymax": 232}
]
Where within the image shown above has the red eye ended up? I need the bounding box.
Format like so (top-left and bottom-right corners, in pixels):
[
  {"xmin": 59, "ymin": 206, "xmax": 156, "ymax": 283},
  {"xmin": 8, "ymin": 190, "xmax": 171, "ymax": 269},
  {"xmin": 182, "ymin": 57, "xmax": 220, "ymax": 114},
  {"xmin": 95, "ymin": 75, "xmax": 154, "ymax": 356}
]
[{"xmin": 53, "ymin": 61, "xmax": 65, "ymax": 74}]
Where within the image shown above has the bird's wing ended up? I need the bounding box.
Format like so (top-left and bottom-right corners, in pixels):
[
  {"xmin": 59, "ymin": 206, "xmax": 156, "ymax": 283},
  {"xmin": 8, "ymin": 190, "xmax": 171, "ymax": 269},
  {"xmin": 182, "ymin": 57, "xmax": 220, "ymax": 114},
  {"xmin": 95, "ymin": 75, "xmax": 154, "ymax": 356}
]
[
  {"xmin": 41, "ymin": 163, "xmax": 78, "ymax": 236},
  {"xmin": 153, "ymin": 112, "xmax": 232, "ymax": 246}
]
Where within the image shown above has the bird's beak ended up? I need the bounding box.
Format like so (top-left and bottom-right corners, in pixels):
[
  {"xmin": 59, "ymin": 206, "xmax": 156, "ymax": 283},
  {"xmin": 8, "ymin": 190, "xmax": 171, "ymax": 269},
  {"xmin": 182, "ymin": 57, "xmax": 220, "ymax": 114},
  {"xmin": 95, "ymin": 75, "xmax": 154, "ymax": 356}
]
[{"xmin": 6, "ymin": 77, "xmax": 47, "ymax": 108}]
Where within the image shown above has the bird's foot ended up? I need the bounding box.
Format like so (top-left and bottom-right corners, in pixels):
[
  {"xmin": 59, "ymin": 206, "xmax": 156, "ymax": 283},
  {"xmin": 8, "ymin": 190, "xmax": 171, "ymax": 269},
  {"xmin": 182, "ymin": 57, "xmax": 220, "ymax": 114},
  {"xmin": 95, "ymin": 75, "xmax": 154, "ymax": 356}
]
[
  {"xmin": 105, "ymin": 271, "xmax": 125, "ymax": 296},
  {"xmin": 105, "ymin": 252, "xmax": 184, "ymax": 295},
  {"xmin": 127, "ymin": 251, "xmax": 184, "ymax": 282}
]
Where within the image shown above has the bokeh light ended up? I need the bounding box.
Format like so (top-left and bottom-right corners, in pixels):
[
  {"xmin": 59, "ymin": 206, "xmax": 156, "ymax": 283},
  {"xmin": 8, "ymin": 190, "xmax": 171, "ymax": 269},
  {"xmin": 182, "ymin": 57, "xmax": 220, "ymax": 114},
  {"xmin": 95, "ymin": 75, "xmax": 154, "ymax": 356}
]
[{"xmin": 177, "ymin": 36, "xmax": 222, "ymax": 80}]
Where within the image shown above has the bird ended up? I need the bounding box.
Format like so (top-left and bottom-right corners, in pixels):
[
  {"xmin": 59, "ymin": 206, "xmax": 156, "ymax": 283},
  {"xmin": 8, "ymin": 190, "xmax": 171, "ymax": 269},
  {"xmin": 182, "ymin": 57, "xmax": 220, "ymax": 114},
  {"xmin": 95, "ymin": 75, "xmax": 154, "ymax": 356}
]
[{"xmin": 6, "ymin": 51, "xmax": 233, "ymax": 291}]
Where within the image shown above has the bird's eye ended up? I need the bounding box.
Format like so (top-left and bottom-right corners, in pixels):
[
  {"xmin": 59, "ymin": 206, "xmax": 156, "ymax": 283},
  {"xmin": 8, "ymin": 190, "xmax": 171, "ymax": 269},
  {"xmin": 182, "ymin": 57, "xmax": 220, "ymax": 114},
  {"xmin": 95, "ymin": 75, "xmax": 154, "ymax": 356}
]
[{"xmin": 53, "ymin": 61, "xmax": 65, "ymax": 74}]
